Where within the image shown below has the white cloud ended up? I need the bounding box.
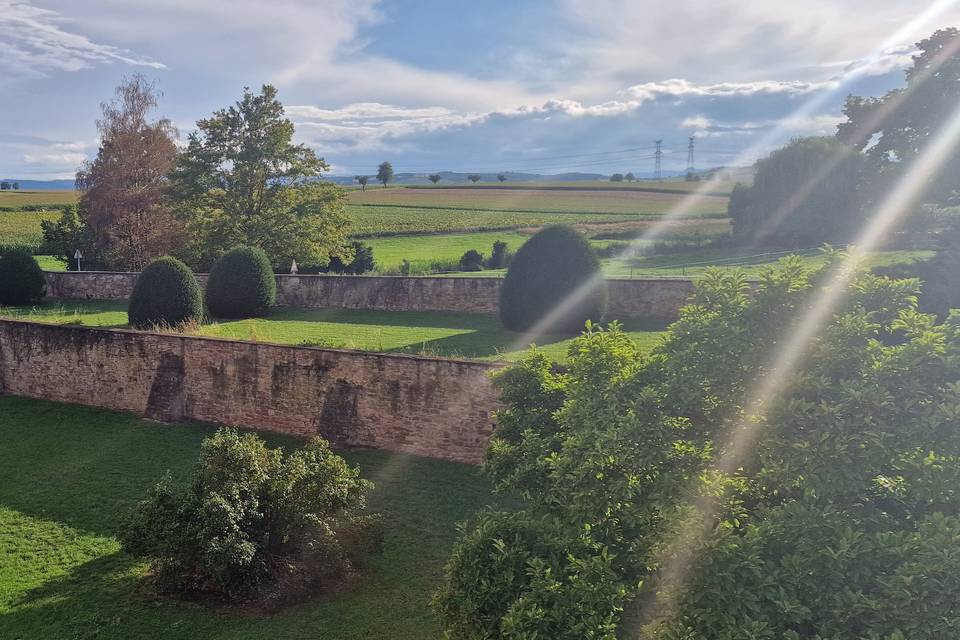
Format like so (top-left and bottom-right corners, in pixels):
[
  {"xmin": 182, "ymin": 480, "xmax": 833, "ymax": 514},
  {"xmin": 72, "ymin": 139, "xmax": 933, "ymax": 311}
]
[
  {"xmin": 0, "ymin": 1, "xmax": 164, "ymax": 78},
  {"xmin": 627, "ymin": 79, "xmax": 834, "ymax": 102}
]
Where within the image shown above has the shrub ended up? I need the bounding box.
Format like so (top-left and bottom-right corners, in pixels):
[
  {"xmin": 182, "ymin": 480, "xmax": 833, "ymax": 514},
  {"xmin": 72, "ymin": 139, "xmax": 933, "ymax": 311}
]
[
  {"xmin": 320, "ymin": 241, "xmax": 376, "ymax": 275},
  {"xmin": 499, "ymin": 226, "xmax": 607, "ymax": 333},
  {"xmin": 127, "ymin": 256, "xmax": 202, "ymax": 329},
  {"xmin": 442, "ymin": 255, "xmax": 960, "ymax": 638},
  {"xmin": 458, "ymin": 249, "xmax": 485, "ymax": 272},
  {"xmin": 120, "ymin": 428, "xmax": 382, "ymax": 602},
  {"xmin": 205, "ymin": 246, "xmax": 277, "ymax": 319},
  {"xmin": 485, "ymin": 240, "xmax": 513, "ymax": 269},
  {"xmin": 0, "ymin": 250, "xmax": 46, "ymax": 305}
]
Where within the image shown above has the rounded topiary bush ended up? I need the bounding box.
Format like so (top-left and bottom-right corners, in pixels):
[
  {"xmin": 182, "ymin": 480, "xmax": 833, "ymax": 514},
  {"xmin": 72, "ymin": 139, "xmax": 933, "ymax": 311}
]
[
  {"xmin": 0, "ymin": 250, "xmax": 46, "ymax": 305},
  {"xmin": 128, "ymin": 256, "xmax": 203, "ymax": 329},
  {"xmin": 205, "ymin": 246, "xmax": 277, "ymax": 319},
  {"xmin": 500, "ymin": 226, "xmax": 607, "ymax": 333}
]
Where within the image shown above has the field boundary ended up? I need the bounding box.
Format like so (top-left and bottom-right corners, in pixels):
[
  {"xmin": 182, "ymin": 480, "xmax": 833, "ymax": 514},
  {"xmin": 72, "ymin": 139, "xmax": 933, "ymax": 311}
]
[{"xmin": 401, "ymin": 184, "xmax": 734, "ymax": 197}]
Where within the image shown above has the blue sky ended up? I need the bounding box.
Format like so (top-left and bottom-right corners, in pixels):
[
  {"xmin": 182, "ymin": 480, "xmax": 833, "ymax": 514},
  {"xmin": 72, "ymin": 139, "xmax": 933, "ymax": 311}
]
[{"xmin": 2, "ymin": 0, "xmax": 959, "ymax": 179}]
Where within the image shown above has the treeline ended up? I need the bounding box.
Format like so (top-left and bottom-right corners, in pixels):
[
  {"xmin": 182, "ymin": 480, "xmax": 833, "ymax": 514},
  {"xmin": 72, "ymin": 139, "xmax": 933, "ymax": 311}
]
[{"xmin": 41, "ymin": 76, "xmax": 362, "ymax": 274}]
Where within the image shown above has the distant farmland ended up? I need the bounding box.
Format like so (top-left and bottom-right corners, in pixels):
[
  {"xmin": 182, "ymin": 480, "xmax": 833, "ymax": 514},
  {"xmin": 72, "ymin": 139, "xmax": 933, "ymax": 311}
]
[{"xmin": 0, "ymin": 190, "xmax": 77, "ymax": 206}]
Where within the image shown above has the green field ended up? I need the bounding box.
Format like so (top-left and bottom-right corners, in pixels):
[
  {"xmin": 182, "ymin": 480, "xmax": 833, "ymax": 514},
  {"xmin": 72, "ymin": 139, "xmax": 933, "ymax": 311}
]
[
  {"xmin": 0, "ymin": 395, "xmax": 498, "ymax": 639},
  {"xmin": 0, "ymin": 210, "xmax": 58, "ymax": 248},
  {"xmin": 398, "ymin": 180, "xmax": 741, "ymax": 194},
  {"xmin": 348, "ymin": 186, "xmax": 729, "ymax": 216},
  {"xmin": 0, "ymin": 301, "xmax": 668, "ymax": 362},
  {"xmin": 0, "ymin": 190, "xmax": 77, "ymax": 206},
  {"xmin": 366, "ymin": 231, "xmax": 530, "ymax": 272}
]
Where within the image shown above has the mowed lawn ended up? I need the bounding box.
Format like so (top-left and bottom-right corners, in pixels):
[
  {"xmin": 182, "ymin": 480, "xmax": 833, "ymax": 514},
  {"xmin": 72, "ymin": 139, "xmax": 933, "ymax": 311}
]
[
  {"xmin": 0, "ymin": 301, "xmax": 669, "ymax": 362},
  {"xmin": 0, "ymin": 395, "xmax": 498, "ymax": 640},
  {"xmin": 348, "ymin": 186, "xmax": 729, "ymax": 216},
  {"xmin": 365, "ymin": 231, "xmax": 531, "ymax": 271}
]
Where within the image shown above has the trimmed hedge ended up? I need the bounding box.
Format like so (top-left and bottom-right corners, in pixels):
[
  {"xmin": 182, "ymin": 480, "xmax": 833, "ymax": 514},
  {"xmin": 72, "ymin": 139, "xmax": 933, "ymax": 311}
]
[
  {"xmin": 0, "ymin": 250, "xmax": 46, "ymax": 305},
  {"xmin": 205, "ymin": 246, "xmax": 277, "ymax": 319},
  {"xmin": 128, "ymin": 256, "xmax": 203, "ymax": 329},
  {"xmin": 499, "ymin": 226, "xmax": 607, "ymax": 333}
]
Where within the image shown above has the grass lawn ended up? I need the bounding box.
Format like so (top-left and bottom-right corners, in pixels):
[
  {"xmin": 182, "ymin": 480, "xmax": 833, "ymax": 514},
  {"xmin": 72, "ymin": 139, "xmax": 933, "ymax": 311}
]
[
  {"xmin": 0, "ymin": 301, "xmax": 668, "ymax": 362},
  {"xmin": 365, "ymin": 231, "xmax": 531, "ymax": 272},
  {"xmin": 0, "ymin": 395, "xmax": 498, "ymax": 639}
]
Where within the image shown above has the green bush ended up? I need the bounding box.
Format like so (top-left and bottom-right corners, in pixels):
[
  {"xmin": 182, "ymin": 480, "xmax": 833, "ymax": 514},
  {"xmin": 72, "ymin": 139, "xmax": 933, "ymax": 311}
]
[
  {"xmin": 485, "ymin": 240, "xmax": 513, "ymax": 269},
  {"xmin": 499, "ymin": 226, "xmax": 607, "ymax": 333},
  {"xmin": 0, "ymin": 250, "xmax": 46, "ymax": 305},
  {"xmin": 120, "ymin": 428, "xmax": 382, "ymax": 602},
  {"xmin": 205, "ymin": 246, "xmax": 277, "ymax": 318},
  {"xmin": 127, "ymin": 256, "xmax": 202, "ymax": 329},
  {"xmin": 458, "ymin": 249, "xmax": 485, "ymax": 272},
  {"xmin": 442, "ymin": 254, "xmax": 960, "ymax": 638}
]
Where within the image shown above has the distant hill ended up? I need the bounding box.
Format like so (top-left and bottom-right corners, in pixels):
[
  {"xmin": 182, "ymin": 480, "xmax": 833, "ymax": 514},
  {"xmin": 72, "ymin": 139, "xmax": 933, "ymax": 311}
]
[{"xmin": 1, "ymin": 179, "xmax": 74, "ymax": 191}]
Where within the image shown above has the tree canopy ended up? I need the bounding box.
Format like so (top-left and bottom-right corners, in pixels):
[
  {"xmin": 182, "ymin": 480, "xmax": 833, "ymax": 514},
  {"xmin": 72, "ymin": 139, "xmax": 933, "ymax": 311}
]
[
  {"xmin": 169, "ymin": 85, "xmax": 350, "ymax": 268},
  {"xmin": 376, "ymin": 161, "xmax": 394, "ymax": 187}
]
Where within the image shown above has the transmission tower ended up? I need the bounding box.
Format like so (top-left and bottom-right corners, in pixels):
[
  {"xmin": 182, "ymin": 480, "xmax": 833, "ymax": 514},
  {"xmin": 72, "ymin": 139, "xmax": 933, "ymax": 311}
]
[
  {"xmin": 654, "ymin": 140, "xmax": 663, "ymax": 180},
  {"xmin": 686, "ymin": 136, "xmax": 696, "ymax": 176}
]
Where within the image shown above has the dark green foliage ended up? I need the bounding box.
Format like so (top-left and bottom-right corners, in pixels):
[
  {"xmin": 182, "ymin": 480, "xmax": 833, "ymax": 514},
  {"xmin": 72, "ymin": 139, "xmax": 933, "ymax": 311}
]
[
  {"xmin": 377, "ymin": 161, "xmax": 394, "ymax": 187},
  {"xmin": 609, "ymin": 173, "xmax": 624, "ymax": 182},
  {"xmin": 485, "ymin": 240, "xmax": 513, "ymax": 269},
  {"xmin": 499, "ymin": 225, "xmax": 607, "ymax": 333},
  {"xmin": 0, "ymin": 250, "xmax": 46, "ymax": 305},
  {"xmin": 458, "ymin": 249, "xmax": 484, "ymax": 272},
  {"xmin": 40, "ymin": 205, "xmax": 109, "ymax": 271},
  {"xmin": 442, "ymin": 253, "xmax": 960, "ymax": 638},
  {"xmin": 120, "ymin": 428, "xmax": 381, "ymax": 602},
  {"xmin": 127, "ymin": 256, "xmax": 202, "ymax": 329},
  {"xmin": 320, "ymin": 241, "xmax": 376, "ymax": 275},
  {"xmin": 729, "ymin": 137, "xmax": 868, "ymax": 246},
  {"xmin": 205, "ymin": 246, "xmax": 277, "ymax": 319}
]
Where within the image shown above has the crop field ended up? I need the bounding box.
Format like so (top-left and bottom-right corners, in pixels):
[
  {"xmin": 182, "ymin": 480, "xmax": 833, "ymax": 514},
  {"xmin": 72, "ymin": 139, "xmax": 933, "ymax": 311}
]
[
  {"xmin": 0, "ymin": 190, "xmax": 77, "ymax": 206},
  {"xmin": 0, "ymin": 395, "xmax": 499, "ymax": 640},
  {"xmin": 0, "ymin": 210, "xmax": 58, "ymax": 248},
  {"xmin": 0, "ymin": 301, "xmax": 668, "ymax": 362},
  {"xmin": 347, "ymin": 186, "xmax": 729, "ymax": 216},
  {"xmin": 400, "ymin": 180, "xmax": 741, "ymax": 194}
]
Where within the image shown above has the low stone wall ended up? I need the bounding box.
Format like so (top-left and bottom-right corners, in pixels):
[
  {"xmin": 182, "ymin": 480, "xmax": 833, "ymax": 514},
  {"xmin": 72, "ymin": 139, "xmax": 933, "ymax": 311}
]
[
  {"xmin": 44, "ymin": 271, "xmax": 695, "ymax": 320},
  {"xmin": 0, "ymin": 320, "xmax": 500, "ymax": 464}
]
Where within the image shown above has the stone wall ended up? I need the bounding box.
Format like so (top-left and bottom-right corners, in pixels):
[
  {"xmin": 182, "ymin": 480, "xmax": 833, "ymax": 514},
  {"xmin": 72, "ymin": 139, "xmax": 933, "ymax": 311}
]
[
  {"xmin": 44, "ymin": 271, "xmax": 695, "ymax": 320},
  {"xmin": 0, "ymin": 320, "xmax": 500, "ymax": 464}
]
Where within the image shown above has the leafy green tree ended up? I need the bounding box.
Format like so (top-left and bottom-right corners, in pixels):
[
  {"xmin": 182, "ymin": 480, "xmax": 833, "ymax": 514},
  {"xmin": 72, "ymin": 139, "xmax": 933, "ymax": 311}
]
[
  {"xmin": 355, "ymin": 175, "xmax": 368, "ymax": 191},
  {"xmin": 40, "ymin": 205, "xmax": 108, "ymax": 271},
  {"xmin": 729, "ymin": 137, "xmax": 868, "ymax": 246},
  {"xmin": 458, "ymin": 249, "xmax": 484, "ymax": 272},
  {"xmin": 376, "ymin": 161, "xmax": 394, "ymax": 187},
  {"xmin": 838, "ymin": 28, "xmax": 960, "ymax": 204},
  {"xmin": 428, "ymin": 174, "xmax": 441, "ymax": 184},
  {"xmin": 169, "ymin": 85, "xmax": 351, "ymax": 269},
  {"xmin": 609, "ymin": 173, "xmax": 624, "ymax": 182},
  {"xmin": 467, "ymin": 174, "xmax": 482, "ymax": 184},
  {"xmin": 441, "ymin": 254, "xmax": 960, "ymax": 638},
  {"xmin": 0, "ymin": 251, "xmax": 46, "ymax": 304},
  {"xmin": 497, "ymin": 173, "xmax": 508, "ymax": 183},
  {"xmin": 624, "ymin": 172, "xmax": 635, "ymax": 182}
]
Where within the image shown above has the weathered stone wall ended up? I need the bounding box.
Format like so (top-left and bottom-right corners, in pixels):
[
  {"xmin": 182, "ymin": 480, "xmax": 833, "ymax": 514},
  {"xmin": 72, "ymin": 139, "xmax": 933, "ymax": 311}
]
[
  {"xmin": 44, "ymin": 271, "xmax": 695, "ymax": 320},
  {"xmin": 0, "ymin": 320, "xmax": 500, "ymax": 464}
]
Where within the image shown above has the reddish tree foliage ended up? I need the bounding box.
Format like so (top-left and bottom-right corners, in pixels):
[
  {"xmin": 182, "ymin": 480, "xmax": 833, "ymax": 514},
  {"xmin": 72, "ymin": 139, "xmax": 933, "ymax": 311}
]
[{"xmin": 77, "ymin": 75, "xmax": 180, "ymax": 270}]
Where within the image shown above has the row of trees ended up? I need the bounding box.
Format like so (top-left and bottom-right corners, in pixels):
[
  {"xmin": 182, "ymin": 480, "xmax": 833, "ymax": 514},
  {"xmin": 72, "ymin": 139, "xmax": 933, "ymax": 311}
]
[
  {"xmin": 42, "ymin": 76, "xmax": 353, "ymax": 273},
  {"xmin": 0, "ymin": 181, "xmax": 20, "ymax": 190},
  {"xmin": 355, "ymin": 169, "xmax": 510, "ymax": 188},
  {"xmin": 609, "ymin": 172, "xmax": 636, "ymax": 182},
  {"xmin": 732, "ymin": 28, "xmax": 960, "ymax": 247}
]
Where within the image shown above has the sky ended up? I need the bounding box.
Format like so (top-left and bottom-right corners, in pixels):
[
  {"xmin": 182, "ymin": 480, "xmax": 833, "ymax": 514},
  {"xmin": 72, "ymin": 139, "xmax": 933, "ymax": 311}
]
[{"xmin": 1, "ymin": 0, "xmax": 959, "ymax": 180}]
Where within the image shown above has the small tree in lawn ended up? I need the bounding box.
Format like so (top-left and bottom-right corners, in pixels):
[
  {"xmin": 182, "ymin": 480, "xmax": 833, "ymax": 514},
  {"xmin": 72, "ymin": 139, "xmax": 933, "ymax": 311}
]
[
  {"xmin": 355, "ymin": 175, "xmax": 368, "ymax": 191},
  {"xmin": 377, "ymin": 162, "xmax": 394, "ymax": 187},
  {"xmin": 468, "ymin": 174, "xmax": 482, "ymax": 184},
  {"xmin": 497, "ymin": 173, "xmax": 508, "ymax": 183},
  {"xmin": 428, "ymin": 174, "xmax": 441, "ymax": 184}
]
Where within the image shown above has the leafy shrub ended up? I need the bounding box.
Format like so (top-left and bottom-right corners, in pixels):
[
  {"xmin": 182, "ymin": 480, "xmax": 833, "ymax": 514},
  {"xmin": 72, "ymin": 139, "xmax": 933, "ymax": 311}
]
[
  {"xmin": 0, "ymin": 250, "xmax": 46, "ymax": 305},
  {"xmin": 120, "ymin": 428, "xmax": 382, "ymax": 602},
  {"xmin": 316, "ymin": 241, "xmax": 375, "ymax": 275},
  {"xmin": 127, "ymin": 256, "xmax": 202, "ymax": 328},
  {"xmin": 499, "ymin": 226, "xmax": 607, "ymax": 333},
  {"xmin": 442, "ymin": 254, "xmax": 960, "ymax": 638},
  {"xmin": 40, "ymin": 205, "xmax": 109, "ymax": 271},
  {"xmin": 485, "ymin": 240, "xmax": 513, "ymax": 269},
  {"xmin": 205, "ymin": 246, "xmax": 277, "ymax": 319},
  {"xmin": 458, "ymin": 249, "xmax": 485, "ymax": 272}
]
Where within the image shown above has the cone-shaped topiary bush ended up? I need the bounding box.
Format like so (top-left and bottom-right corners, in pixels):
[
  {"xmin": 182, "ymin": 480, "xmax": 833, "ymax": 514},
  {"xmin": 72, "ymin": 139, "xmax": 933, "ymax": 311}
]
[
  {"xmin": 0, "ymin": 250, "xmax": 46, "ymax": 305},
  {"xmin": 128, "ymin": 256, "xmax": 203, "ymax": 329},
  {"xmin": 499, "ymin": 226, "xmax": 607, "ymax": 333},
  {"xmin": 205, "ymin": 246, "xmax": 277, "ymax": 319}
]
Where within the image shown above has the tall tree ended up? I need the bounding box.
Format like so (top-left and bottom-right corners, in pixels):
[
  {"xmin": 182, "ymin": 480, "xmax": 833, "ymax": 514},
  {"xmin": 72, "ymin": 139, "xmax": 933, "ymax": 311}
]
[
  {"xmin": 169, "ymin": 85, "xmax": 351, "ymax": 269},
  {"xmin": 838, "ymin": 28, "xmax": 960, "ymax": 205},
  {"xmin": 496, "ymin": 173, "xmax": 507, "ymax": 183},
  {"xmin": 467, "ymin": 174, "xmax": 481, "ymax": 184},
  {"xmin": 355, "ymin": 175, "xmax": 368, "ymax": 191},
  {"xmin": 428, "ymin": 174, "xmax": 441, "ymax": 184},
  {"xmin": 68, "ymin": 75, "xmax": 180, "ymax": 270},
  {"xmin": 376, "ymin": 161, "xmax": 394, "ymax": 187}
]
